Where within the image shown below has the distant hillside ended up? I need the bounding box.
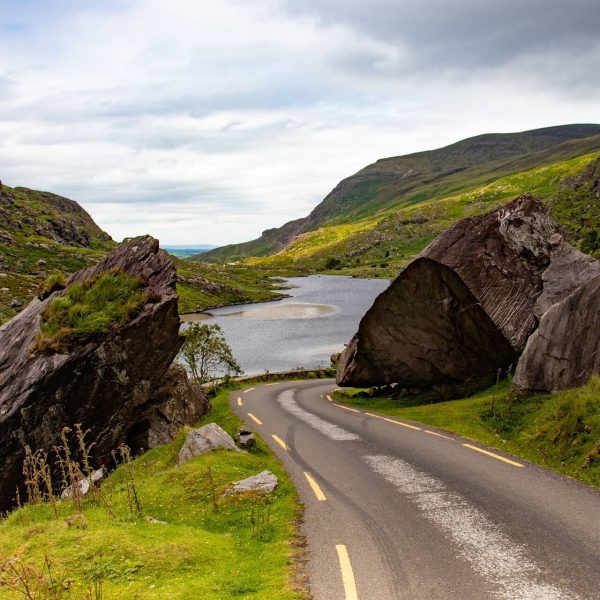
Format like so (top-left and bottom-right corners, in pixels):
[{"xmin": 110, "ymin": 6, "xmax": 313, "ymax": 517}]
[
  {"xmin": 198, "ymin": 124, "xmax": 600, "ymax": 263},
  {"xmin": 0, "ymin": 184, "xmax": 283, "ymax": 323}
]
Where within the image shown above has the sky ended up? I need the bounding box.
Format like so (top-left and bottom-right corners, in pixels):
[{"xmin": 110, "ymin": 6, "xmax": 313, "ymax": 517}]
[{"xmin": 0, "ymin": 0, "xmax": 599, "ymax": 245}]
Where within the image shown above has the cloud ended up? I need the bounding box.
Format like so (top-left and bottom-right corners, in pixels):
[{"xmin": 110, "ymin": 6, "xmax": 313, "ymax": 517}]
[{"xmin": 0, "ymin": 0, "xmax": 598, "ymax": 245}]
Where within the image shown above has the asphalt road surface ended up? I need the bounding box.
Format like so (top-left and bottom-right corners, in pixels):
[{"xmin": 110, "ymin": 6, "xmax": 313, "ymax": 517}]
[{"xmin": 231, "ymin": 379, "xmax": 600, "ymax": 600}]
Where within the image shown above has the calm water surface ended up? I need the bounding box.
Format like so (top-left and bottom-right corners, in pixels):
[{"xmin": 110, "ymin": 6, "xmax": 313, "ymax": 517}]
[{"xmin": 182, "ymin": 275, "xmax": 389, "ymax": 375}]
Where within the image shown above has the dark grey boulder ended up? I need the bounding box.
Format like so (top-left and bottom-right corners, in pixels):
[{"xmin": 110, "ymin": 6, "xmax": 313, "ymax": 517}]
[
  {"xmin": 513, "ymin": 276, "xmax": 600, "ymax": 392},
  {"xmin": 337, "ymin": 257, "xmax": 517, "ymax": 388},
  {"xmin": 0, "ymin": 236, "xmax": 203, "ymax": 511},
  {"xmin": 337, "ymin": 195, "xmax": 599, "ymax": 390}
]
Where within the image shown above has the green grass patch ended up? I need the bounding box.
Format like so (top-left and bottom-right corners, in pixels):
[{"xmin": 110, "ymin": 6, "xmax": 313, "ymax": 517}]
[
  {"xmin": 334, "ymin": 377, "xmax": 600, "ymax": 487},
  {"xmin": 33, "ymin": 270, "xmax": 148, "ymax": 354},
  {"xmin": 0, "ymin": 385, "xmax": 306, "ymax": 599}
]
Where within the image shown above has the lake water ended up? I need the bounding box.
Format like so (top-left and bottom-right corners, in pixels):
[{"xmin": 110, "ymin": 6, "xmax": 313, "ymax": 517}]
[{"xmin": 181, "ymin": 275, "xmax": 390, "ymax": 375}]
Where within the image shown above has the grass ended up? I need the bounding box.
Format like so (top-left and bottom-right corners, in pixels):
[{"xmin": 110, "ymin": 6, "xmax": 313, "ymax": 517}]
[
  {"xmin": 334, "ymin": 376, "xmax": 600, "ymax": 488},
  {"xmin": 33, "ymin": 270, "xmax": 149, "ymax": 354},
  {"xmin": 0, "ymin": 385, "xmax": 306, "ymax": 599}
]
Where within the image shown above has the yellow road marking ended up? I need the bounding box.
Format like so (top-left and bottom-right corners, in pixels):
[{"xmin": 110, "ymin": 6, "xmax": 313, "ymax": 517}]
[
  {"xmin": 336, "ymin": 545, "xmax": 359, "ymax": 600},
  {"xmin": 244, "ymin": 387, "xmax": 255, "ymax": 394},
  {"xmin": 364, "ymin": 412, "xmax": 382, "ymax": 418},
  {"xmin": 237, "ymin": 397, "xmax": 243, "ymax": 406},
  {"xmin": 425, "ymin": 429, "xmax": 453, "ymax": 441},
  {"xmin": 326, "ymin": 394, "xmax": 334, "ymax": 402},
  {"xmin": 266, "ymin": 382, "xmax": 280, "ymax": 386},
  {"xmin": 462, "ymin": 443, "xmax": 524, "ymax": 467},
  {"xmin": 272, "ymin": 434, "xmax": 288, "ymax": 451},
  {"xmin": 334, "ymin": 403, "xmax": 360, "ymax": 413},
  {"xmin": 304, "ymin": 471, "xmax": 326, "ymax": 501},
  {"xmin": 247, "ymin": 413, "xmax": 262, "ymax": 425},
  {"xmin": 383, "ymin": 417, "xmax": 421, "ymax": 431}
]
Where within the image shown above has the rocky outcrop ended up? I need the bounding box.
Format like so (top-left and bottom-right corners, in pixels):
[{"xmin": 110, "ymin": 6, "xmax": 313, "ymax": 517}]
[
  {"xmin": 424, "ymin": 195, "xmax": 578, "ymax": 351},
  {"xmin": 513, "ymin": 276, "xmax": 600, "ymax": 392},
  {"xmin": 0, "ymin": 236, "xmax": 202, "ymax": 510},
  {"xmin": 126, "ymin": 364, "xmax": 211, "ymax": 453},
  {"xmin": 338, "ymin": 196, "xmax": 600, "ymax": 390},
  {"xmin": 337, "ymin": 257, "xmax": 517, "ymax": 388}
]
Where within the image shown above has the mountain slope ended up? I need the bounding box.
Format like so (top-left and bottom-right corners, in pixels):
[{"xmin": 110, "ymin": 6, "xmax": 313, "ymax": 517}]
[
  {"xmin": 0, "ymin": 184, "xmax": 283, "ymax": 323},
  {"xmin": 198, "ymin": 124, "xmax": 600, "ymax": 262}
]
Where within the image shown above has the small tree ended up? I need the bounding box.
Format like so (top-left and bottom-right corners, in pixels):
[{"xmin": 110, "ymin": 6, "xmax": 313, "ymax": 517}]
[{"xmin": 180, "ymin": 323, "xmax": 242, "ymax": 384}]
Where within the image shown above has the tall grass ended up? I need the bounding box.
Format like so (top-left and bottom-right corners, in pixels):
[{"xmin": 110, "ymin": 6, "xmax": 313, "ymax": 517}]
[{"xmin": 33, "ymin": 269, "xmax": 149, "ymax": 354}]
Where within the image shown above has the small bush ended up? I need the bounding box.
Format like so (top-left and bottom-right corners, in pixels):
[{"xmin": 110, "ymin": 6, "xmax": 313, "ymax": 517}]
[
  {"xmin": 324, "ymin": 257, "xmax": 341, "ymax": 270},
  {"xmin": 33, "ymin": 269, "xmax": 148, "ymax": 354}
]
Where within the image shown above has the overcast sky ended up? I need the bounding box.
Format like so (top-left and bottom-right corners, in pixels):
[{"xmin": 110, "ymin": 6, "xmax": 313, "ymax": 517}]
[{"xmin": 1, "ymin": 0, "xmax": 599, "ymax": 245}]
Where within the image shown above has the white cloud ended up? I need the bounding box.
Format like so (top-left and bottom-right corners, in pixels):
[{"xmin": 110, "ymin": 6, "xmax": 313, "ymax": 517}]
[{"xmin": 0, "ymin": 0, "xmax": 598, "ymax": 244}]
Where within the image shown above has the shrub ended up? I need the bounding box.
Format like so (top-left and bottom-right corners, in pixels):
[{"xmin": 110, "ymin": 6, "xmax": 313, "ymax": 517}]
[
  {"xmin": 324, "ymin": 257, "xmax": 341, "ymax": 270},
  {"xmin": 33, "ymin": 269, "xmax": 148, "ymax": 354}
]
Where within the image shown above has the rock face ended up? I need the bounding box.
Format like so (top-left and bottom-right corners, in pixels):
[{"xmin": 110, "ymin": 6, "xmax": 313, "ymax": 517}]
[
  {"xmin": 513, "ymin": 276, "xmax": 600, "ymax": 392},
  {"xmin": 178, "ymin": 423, "xmax": 240, "ymax": 465},
  {"xmin": 338, "ymin": 196, "xmax": 600, "ymax": 390},
  {"xmin": 337, "ymin": 257, "xmax": 517, "ymax": 388},
  {"xmin": 0, "ymin": 236, "xmax": 202, "ymax": 511},
  {"xmin": 127, "ymin": 364, "xmax": 211, "ymax": 453}
]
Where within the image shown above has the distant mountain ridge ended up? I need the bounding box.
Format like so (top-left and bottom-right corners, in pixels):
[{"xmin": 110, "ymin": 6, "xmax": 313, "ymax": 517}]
[{"xmin": 198, "ymin": 124, "xmax": 600, "ymax": 262}]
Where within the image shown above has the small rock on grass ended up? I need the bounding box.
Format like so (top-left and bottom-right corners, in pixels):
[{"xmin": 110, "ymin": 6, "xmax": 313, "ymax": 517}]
[
  {"xmin": 178, "ymin": 423, "xmax": 241, "ymax": 465},
  {"xmin": 145, "ymin": 516, "xmax": 167, "ymax": 525},
  {"xmin": 238, "ymin": 427, "xmax": 256, "ymax": 448},
  {"xmin": 61, "ymin": 468, "xmax": 104, "ymax": 500},
  {"xmin": 223, "ymin": 470, "xmax": 278, "ymax": 497}
]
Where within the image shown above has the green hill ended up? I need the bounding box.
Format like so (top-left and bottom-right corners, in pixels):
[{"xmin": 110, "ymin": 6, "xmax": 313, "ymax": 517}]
[
  {"xmin": 0, "ymin": 184, "xmax": 284, "ymax": 324},
  {"xmin": 197, "ymin": 124, "xmax": 600, "ymax": 270}
]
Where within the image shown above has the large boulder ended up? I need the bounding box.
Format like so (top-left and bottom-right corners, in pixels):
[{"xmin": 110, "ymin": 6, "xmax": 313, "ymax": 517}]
[
  {"xmin": 423, "ymin": 195, "xmax": 597, "ymax": 351},
  {"xmin": 0, "ymin": 236, "xmax": 194, "ymax": 510},
  {"xmin": 337, "ymin": 257, "xmax": 517, "ymax": 388},
  {"xmin": 338, "ymin": 196, "xmax": 600, "ymax": 389},
  {"xmin": 513, "ymin": 276, "xmax": 600, "ymax": 392}
]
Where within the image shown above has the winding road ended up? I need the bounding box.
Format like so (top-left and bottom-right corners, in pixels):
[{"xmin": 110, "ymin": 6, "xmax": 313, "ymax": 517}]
[{"xmin": 231, "ymin": 379, "xmax": 600, "ymax": 600}]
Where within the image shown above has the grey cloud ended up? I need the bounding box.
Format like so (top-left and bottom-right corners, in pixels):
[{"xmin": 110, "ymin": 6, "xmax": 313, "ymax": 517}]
[{"xmin": 279, "ymin": 0, "xmax": 600, "ymax": 84}]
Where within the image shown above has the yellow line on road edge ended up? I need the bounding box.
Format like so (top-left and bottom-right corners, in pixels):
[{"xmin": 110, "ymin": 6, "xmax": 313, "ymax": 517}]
[
  {"xmin": 462, "ymin": 443, "xmax": 524, "ymax": 467},
  {"xmin": 383, "ymin": 417, "xmax": 421, "ymax": 431},
  {"xmin": 425, "ymin": 430, "xmax": 453, "ymax": 440},
  {"xmin": 272, "ymin": 434, "xmax": 288, "ymax": 451},
  {"xmin": 266, "ymin": 382, "xmax": 280, "ymax": 386},
  {"xmin": 336, "ymin": 544, "xmax": 359, "ymax": 600},
  {"xmin": 237, "ymin": 397, "xmax": 242, "ymax": 406},
  {"xmin": 363, "ymin": 412, "xmax": 380, "ymax": 418},
  {"xmin": 334, "ymin": 403, "xmax": 361, "ymax": 413},
  {"xmin": 304, "ymin": 471, "xmax": 326, "ymax": 501},
  {"xmin": 326, "ymin": 394, "xmax": 334, "ymax": 402},
  {"xmin": 244, "ymin": 387, "xmax": 255, "ymax": 394},
  {"xmin": 247, "ymin": 413, "xmax": 262, "ymax": 425}
]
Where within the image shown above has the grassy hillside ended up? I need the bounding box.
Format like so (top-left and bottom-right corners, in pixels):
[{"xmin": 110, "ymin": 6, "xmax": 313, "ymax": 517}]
[
  {"xmin": 0, "ymin": 385, "xmax": 306, "ymax": 599},
  {"xmin": 0, "ymin": 184, "xmax": 285, "ymax": 324},
  {"xmin": 334, "ymin": 376, "xmax": 600, "ymax": 489},
  {"xmin": 244, "ymin": 150, "xmax": 600, "ymax": 279},
  {"xmin": 198, "ymin": 124, "xmax": 600, "ymax": 264}
]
